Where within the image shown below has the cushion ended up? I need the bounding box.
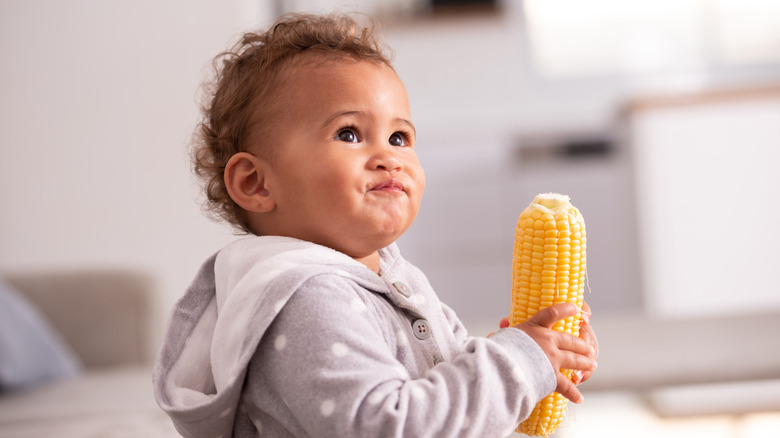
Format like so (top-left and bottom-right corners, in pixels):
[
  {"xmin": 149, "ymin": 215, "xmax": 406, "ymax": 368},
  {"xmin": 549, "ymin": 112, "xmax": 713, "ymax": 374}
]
[{"xmin": 0, "ymin": 276, "xmax": 80, "ymax": 391}]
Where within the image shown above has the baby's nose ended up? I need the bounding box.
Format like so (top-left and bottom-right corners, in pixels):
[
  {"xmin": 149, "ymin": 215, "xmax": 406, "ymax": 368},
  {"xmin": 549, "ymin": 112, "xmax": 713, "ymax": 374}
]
[{"xmin": 369, "ymin": 150, "xmax": 402, "ymax": 172}]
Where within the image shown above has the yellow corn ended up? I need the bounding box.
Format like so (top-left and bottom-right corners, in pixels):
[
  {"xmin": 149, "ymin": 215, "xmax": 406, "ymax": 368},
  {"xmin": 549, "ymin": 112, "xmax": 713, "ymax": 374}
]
[{"xmin": 510, "ymin": 193, "xmax": 587, "ymax": 436}]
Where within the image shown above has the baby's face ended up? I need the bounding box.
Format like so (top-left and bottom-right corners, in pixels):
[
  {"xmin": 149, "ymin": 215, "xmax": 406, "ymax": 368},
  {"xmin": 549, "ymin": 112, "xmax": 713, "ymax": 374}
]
[{"xmin": 259, "ymin": 55, "xmax": 425, "ymax": 260}]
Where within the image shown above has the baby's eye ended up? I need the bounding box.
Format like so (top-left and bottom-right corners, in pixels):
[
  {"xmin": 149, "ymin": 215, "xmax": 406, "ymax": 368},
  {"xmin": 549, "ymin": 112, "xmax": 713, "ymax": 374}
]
[
  {"xmin": 388, "ymin": 132, "xmax": 408, "ymax": 147},
  {"xmin": 336, "ymin": 128, "xmax": 359, "ymax": 143}
]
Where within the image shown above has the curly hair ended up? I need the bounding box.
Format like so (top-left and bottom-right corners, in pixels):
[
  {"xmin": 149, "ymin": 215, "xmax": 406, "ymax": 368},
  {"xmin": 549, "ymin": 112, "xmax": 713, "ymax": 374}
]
[{"xmin": 191, "ymin": 13, "xmax": 393, "ymax": 234}]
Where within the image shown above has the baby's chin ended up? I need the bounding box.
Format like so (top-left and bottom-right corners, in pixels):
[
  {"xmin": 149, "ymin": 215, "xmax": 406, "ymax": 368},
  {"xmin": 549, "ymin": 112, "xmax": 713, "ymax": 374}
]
[
  {"xmin": 341, "ymin": 239, "xmax": 395, "ymax": 258},
  {"xmin": 321, "ymin": 214, "xmax": 416, "ymax": 258},
  {"xmin": 342, "ymin": 231, "xmax": 405, "ymax": 257}
]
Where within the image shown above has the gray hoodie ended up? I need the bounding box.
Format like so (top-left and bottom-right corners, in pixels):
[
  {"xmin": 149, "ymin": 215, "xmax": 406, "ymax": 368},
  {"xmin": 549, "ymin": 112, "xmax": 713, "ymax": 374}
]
[{"xmin": 153, "ymin": 236, "xmax": 555, "ymax": 438}]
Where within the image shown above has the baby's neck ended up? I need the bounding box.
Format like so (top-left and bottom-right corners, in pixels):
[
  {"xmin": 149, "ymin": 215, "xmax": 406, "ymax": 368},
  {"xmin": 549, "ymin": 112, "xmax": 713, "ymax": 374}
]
[{"xmin": 353, "ymin": 252, "xmax": 381, "ymax": 274}]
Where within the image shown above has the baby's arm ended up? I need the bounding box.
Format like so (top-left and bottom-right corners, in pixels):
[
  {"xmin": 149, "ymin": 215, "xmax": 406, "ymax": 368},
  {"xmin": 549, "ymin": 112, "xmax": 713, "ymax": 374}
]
[
  {"xmin": 510, "ymin": 303, "xmax": 597, "ymax": 403},
  {"xmin": 248, "ymin": 275, "xmax": 556, "ymax": 438}
]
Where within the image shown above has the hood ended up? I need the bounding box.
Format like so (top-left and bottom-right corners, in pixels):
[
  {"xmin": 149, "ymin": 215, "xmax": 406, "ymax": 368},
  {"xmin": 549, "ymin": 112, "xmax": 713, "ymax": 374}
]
[{"xmin": 153, "ymin": 236, "xmax": 393, "ymax": 438}]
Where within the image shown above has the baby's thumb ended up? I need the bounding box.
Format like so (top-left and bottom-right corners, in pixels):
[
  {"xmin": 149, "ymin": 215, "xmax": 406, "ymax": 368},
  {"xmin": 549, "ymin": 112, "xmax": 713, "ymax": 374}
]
[{"xmin": 528, "ymin": 303, "xmax": 579, "ymax": 328}]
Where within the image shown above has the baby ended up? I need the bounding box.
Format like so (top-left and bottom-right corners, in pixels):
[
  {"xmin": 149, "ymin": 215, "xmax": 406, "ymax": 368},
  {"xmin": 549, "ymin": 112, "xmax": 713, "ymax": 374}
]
[{"xmin": 153, "ymin": 13, "xmax": 597, "ymax": 438}]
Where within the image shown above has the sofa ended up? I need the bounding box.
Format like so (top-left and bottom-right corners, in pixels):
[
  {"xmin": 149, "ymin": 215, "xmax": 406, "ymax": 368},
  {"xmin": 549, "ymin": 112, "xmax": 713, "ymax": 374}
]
[{"xmin": 0, "ymin": 270, "xmax": 180, "ymax": 438}]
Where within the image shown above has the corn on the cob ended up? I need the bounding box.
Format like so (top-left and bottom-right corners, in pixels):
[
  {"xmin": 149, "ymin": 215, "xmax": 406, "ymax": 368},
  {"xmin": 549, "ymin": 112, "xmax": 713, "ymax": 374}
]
[{"xmin": 510, "ymin": 193, "xmax": 587, "ymax": 436}]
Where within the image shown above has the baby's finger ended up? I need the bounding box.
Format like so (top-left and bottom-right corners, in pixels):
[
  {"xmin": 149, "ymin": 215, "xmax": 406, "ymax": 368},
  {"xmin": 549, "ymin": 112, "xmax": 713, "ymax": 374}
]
[
  {"xmin": 576, "ymin": 326, "xmax": 598, "ymax": 384},
  {"xmin": 576, "ymin": 369, "xmax": 594, "ymax": 385},
  {"xmin": 581, "ymin": 301, "xmax": 592, "ymax": 324},
  {"xmin": 557, "ymin": 348, "xmax": 597, "ymax": 373},
  {"xmin": 499, "ymin": 317, "xmax": 510, "ymax": 329},
  {"xmin": 558, "ymin": 331, "xmax": 595, "ymax": 357},
  {"xmin": 556, "ymin": 374, "xmax": 584, "ymax": 404},
  {"xmin": 579, "ymin": 327, "xmax": 598, "ymax": 361},
  {"xmin": 527, "ymin": 303, "xmax": 579, "ymax": 329}
]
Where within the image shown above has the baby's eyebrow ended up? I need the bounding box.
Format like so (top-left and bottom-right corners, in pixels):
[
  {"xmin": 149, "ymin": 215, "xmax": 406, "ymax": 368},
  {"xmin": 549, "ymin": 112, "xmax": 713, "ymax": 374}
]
[{"xmin": 321, "ymin": 110, "xmax": 361, "ymax": 128}]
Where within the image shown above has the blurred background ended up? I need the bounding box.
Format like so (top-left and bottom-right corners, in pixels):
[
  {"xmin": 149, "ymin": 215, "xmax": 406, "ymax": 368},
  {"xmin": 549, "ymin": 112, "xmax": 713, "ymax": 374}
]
[{"xmin": 1, "ymin": 0, "xmax": 779, "ymax": 436}]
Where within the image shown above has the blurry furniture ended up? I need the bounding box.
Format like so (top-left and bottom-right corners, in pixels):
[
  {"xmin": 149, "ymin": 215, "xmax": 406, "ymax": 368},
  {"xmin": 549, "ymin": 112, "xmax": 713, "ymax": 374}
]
[
  {"xmin": 0, "ymin": 270, "xmax": 179, "ymax": 438},
  {"xmin": 625, "ymin": 83, "xmax": 780, "ymax": 319},
  {"xmin": 583, "ymin": 83, "xmax": 780, "ymax": 417}
]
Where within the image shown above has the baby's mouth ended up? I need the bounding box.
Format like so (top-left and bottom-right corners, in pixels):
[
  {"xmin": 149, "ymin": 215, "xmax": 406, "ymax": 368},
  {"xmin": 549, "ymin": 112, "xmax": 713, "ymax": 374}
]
[{"xmin": 371, "ymin": 178, "xmax": 405, "ymax": 193}]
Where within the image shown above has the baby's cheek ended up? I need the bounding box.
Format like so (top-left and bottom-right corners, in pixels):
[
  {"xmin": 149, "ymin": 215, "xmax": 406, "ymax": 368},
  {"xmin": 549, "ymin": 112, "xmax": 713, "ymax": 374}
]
[{"xmin": 414, "ymin": 163, "xmax": 426, "ymax": 191}]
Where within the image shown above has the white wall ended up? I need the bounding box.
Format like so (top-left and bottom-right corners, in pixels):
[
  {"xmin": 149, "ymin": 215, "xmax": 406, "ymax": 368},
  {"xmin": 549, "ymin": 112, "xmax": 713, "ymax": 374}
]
[{"xmin": 0, "ymin": 0, "xmax": 272, "ymax": 338}]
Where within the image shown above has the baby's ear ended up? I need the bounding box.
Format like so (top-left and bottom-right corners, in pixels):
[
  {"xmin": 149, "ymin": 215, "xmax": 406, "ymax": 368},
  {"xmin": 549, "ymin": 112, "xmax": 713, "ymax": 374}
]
[{"xmin": 224, "ymin": 152, "xmax": 275, "ymax": 213}]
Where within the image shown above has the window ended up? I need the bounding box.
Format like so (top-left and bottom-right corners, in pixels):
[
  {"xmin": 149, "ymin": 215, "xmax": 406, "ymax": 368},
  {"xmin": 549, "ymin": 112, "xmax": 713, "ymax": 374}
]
[{"xmin": 523, "ymin": 0, "xmax": 780, "ymax": 77}]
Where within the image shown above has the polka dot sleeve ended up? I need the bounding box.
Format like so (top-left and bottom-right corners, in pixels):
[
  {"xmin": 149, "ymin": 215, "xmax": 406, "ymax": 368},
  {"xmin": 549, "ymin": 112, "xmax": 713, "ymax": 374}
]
[{"xmin": 241, "ymin": 274, "xmax": 556, "ymax": 438}]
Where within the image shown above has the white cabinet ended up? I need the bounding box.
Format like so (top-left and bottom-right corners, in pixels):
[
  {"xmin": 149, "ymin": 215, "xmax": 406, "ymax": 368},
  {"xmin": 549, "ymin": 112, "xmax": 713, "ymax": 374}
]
[{"xmin": 627, "ymin": 85, "xmax": 780, "ymax": 318}]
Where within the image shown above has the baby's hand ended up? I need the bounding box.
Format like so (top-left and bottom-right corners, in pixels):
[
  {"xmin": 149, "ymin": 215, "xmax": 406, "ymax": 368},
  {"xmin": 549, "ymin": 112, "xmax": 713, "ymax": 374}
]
[{"xmin": 513, "ymin": 303, "xmax": 597, "ymax": 404}]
